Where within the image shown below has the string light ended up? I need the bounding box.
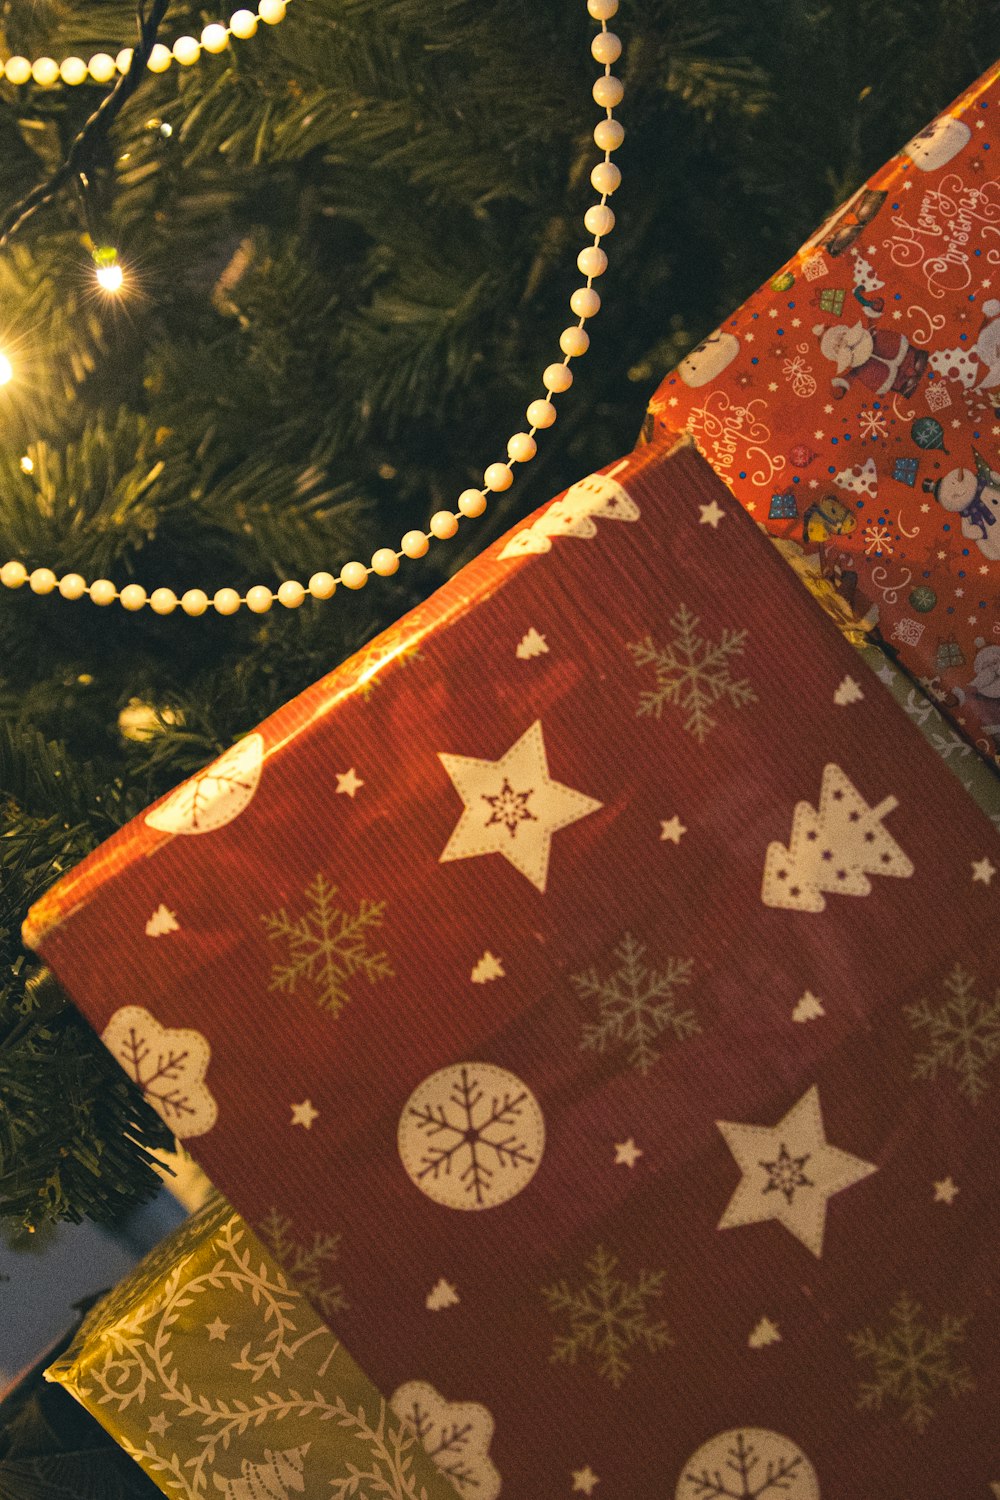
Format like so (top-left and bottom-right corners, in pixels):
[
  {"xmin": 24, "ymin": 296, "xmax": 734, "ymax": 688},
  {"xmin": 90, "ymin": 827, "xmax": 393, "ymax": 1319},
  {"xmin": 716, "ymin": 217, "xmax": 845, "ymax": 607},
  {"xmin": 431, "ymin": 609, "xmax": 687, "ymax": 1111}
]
[
  {"xmin": 93, "ymin": 246, "xmax": 124, "ymax": 293},
  {"xmin": 0, "ymin": 0, "xmax": 625, "ymax": 616},
  {"xmin": 0, "ymin": 352, "xmax": 12, "ymax": 386}
]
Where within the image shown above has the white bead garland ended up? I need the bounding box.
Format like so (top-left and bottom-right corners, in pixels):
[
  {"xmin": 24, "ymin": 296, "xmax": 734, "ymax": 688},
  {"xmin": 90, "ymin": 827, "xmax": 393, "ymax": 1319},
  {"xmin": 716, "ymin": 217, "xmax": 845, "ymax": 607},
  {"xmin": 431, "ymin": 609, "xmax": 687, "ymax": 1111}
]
[
  {"xmin": 1, "ymin": 0, "xmax": 624, "ymax": 615},
  {"xmin": 0, "ymin": 0, "xmax": 292, "ymax": 86}
]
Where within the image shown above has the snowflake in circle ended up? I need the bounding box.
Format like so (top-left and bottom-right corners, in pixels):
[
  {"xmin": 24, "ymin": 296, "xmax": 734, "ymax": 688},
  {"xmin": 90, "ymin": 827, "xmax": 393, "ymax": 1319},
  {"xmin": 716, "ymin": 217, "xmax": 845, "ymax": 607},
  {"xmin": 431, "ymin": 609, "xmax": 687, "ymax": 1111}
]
[
  {"xmin": 858, "ymin": 405, "xmax": 888, "ymax": 442},
  {"xmin": 675, "ymin": 1428, "xmax": 819, "ymax": 1499},
  {"xmin": 863, "ymin": 521, "xmax": 894, "ymax": 556},
  {"xmin": 398, "ymin": 1062, "xmax": 545, "ymax": 1210}
]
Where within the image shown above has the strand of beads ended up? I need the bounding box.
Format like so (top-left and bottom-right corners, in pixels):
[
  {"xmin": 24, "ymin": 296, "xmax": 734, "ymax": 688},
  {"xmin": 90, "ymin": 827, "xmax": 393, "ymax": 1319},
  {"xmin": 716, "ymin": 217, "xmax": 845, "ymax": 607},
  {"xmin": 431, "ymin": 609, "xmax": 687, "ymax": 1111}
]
[
  {"xmin": 0, "ymin": 0, "xmax": 624, "ymax": 616},
  {"xmin": 1, "ymin": 0, "xmax": 290, "ymax": 88}
]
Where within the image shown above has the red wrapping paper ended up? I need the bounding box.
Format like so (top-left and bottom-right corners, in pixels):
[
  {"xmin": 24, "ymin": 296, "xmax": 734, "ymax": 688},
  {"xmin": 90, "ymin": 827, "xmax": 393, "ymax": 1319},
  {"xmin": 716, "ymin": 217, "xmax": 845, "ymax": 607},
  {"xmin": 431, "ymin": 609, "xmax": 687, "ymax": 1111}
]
[
  {"xmin": 25, "ymin": 438, "xmax": 1000, "ymax": 1497},
  {"xmin": 646, "ymin": 61, "xmax": 1000, "ymax": 765}
]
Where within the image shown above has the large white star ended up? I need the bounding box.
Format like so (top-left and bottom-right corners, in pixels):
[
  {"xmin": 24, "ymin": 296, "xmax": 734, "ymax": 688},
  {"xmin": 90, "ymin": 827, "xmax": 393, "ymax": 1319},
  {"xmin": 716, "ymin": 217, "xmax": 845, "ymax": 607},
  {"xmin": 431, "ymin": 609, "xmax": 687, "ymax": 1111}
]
[
  {"xmin": 716, "ymin": 1085, "xmax": 877, "ymax": 1257},
  {"xmin": 572, "ymin": 1467, "xmax": 600, "ymax": 1495},
  {"xmin": 438, "ymin": 720, "xmax": 602, "ymax": 893}
]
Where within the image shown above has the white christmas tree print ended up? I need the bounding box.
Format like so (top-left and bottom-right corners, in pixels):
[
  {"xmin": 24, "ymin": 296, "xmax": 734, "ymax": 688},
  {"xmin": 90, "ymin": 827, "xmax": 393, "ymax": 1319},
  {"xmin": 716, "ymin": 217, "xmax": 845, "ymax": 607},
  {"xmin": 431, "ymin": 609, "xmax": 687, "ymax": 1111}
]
[
  {"xmin": 717, "ymin": 1085, "xmax": 876, "ymax": 1258},
  {"xmin": 628, "ymin": 604, "xmax": 757, "ymax": 744},
  {"xmin": 426, "ymin": 1278, "xmax": 460, "ymax": 1311},
  {"xmin": 542, "ymin": 1244, "xmax": 672, "ymax": 1389},
  {"xmin": 572, "ymin": 932, "xmax": 699, "ymax": 1076},
  {"xmin": 146, "ymin": 733, "xmax": 264, "ymax": 835},
  {"xmin": 848, "ymin": 1291, "xmax": 973, "ymax": 1431},
  {"xmin": 438, "ymin": 720, "xmax": 602, "ymax": 893},
  {"xmin": 747, "ymin": 1317, "xmax": 781, "ymax": 1349},
  {"xmin": 905, "ymin": 962, "xmax": 1000, "ymax": 1105},
  {"xmin": 255, "ymin": 1207, "xmax": 348, "ymax": 1320},
  {"xmin": 213, "ymin": 1444, "xmax": 310, "ymax": 1498},
  {"xmin": 516, "ymin": 627, "xmax": 549, "ymax": 659},
  {"xmin": 471, "ymin": 952, "xmax": 504, "ymax": 984},
  {"xmin": 390, "ymin": 1381, "xmax": 500, "ymax": 1500},
  {"xmin": 675, "ymin": 1429, "xmax": 819, "ymax": 1500},
  {"xmin": 102, "ymin": 1006, "xmax": 216, "ymax": 1138},
  {"xmin": 498, "ymin": 460, "xmax": 638, "ymax": 560},
  {"xmin": 261, "ymin": 872, "xmax": 393, "ymax": 1017},
  {"xmin": 834, "ymin": 456, "xmax": 878, "ymax": 497},
  {"xmin": 398, "ymin": 1062, "xmax": 545, "ymax": 1210},
  {"xmin": 145, "ymin": 903, "xmax": 179, "ymax": 937},
  {"xmin": 833, "ymin": 674, "xmax": 864, "ymax": 706},
  {"xmin": 792, "ymin": 991, "xmax": 825, "ymax": 1023},
  {"xmin": 762, "ymin": 763, "xmax": 913, "ymax": 912}
]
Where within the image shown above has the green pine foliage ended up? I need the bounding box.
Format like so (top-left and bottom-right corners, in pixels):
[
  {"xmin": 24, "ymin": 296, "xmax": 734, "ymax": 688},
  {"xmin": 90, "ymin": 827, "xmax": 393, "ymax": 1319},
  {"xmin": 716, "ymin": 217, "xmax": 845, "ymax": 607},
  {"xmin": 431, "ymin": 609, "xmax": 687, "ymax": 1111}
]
[{"xmin": 0, "ymin": 0, "xmax": 996, "ymax": 1229}]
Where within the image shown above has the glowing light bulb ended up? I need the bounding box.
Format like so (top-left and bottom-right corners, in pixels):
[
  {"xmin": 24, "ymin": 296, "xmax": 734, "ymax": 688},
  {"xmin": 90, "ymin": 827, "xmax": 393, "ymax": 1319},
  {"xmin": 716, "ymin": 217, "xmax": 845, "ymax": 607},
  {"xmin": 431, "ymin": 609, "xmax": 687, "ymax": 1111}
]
[
  {"xmin": 20, "ymin": 455, "xmax": 33, "ymax": 474},
  {"xmin": 0, "ymin": 352, "xmax": 12, "ymax": 386},
  {"xmin": 93, "ymin": 246, "xmax": 125, "ymax": 293},
  {"xmin": 96, "ymin": 263, "xmax": 124, "ymax": 293}
]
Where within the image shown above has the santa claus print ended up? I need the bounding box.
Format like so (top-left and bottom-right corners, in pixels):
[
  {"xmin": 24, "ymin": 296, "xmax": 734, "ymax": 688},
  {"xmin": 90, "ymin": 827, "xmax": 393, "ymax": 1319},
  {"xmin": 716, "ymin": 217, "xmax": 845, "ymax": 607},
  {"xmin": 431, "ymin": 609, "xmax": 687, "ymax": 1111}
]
[{"xmin": 814, "ymin": 321, "xmax": 928, "ymax": 400}]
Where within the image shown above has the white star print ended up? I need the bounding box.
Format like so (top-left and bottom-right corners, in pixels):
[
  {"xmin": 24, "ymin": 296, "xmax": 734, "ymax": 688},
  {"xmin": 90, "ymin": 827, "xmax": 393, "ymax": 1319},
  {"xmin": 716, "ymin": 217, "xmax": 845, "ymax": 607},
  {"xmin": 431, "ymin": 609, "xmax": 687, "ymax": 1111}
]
[
  {"xmin": 972, "ymin": 856, "xmax": 996, "ymax": 885},
  {"xmin": 614, "ymin": 1138, "xmax": 643, "ymax": 1168},
  {"xmin": 572, "ymin": 1467, "xmax": 600, "ymax": 1495},
  {"xmin": 933, "ymin": 1176, "xmax": 959, "ymax": 1205},
  {"xmin": 660, "ymin": 815, "xmax": 687, "ymax": 844},
  {"xmin": 716, "ymin": 1085, "xmax": 877, "ymax": 1257},
  {"xmin": 699, "ymin": 499, "xmax": 726, "ymax": 528},
  {"xmin": 438, "ymin": 720, "xmax": 602, "ymax": 892},
  {"xmin": 291, "ymin": 1099, "xmax": 319, "ymax": 1129},
  {"xmin": 336, "ymin": 767, "xmax": 364, "ymax": 797},
  {"xmin": 876, "ymin": 663, "xmax": 897, "ymax": 686},
  {"xmin": 206, "ymin": 1316, "xmax": 230, "ymax": 1341},
  {"xmin": 148, "ymin": 1411, "xmax": 171, "ymax": 1436}
]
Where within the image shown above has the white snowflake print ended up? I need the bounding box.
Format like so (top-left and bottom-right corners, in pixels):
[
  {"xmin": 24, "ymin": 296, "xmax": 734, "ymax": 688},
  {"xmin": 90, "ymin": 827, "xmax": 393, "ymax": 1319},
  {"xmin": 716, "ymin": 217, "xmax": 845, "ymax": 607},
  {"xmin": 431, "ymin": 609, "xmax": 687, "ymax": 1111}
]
[
  {"xmin": 863, "ymin": 521, "xmax": 894, "ymax": 556},
  {"xmin": 542, "ymin": 1244, "xmax": 672, "ymax": 1389},
  {"xmin": 762, "ymin": 763, "xmax": 913, "ymax": 913},
  {"xmin": 675, "ymin": 1428, "xmax": 819, "ymax": 1500},
  {"xmin": 101, "ymin": 1006, "xmax": 216, "ymax": 1138},
  {"xmin": 849, "ymin": 1291, "xmax": 973, "ymax": 1431},
  {"xmin": 145, "ymin": 733, "xmax": 264, "ymax": 834},
  {"xmin": 261, "ymin": 872, "xmax": 393, "ymax": 1017},
  {"xmin": 905, "ymin": 962, "xmax": 1000, "ymax": 1104},
  {"xmin": 390, "ymin": 1381, "xmax": 500, "ymax": 1500},
  {"xmin": 438, "ymin": 720, "xmax": 602, "ymax": 893},
  {"xmin": 398, "ymin": 1062, "xmax": 544, "ymax": 1210},
  {"xmin": 573, "ymin": 932, "xmax": 699, "ymax": 1076},
  {"xmin": 628, "ymin": 604, "xmax": 757, "ymax": 744},
  {"xmin": 858, "ymin": 405, "xmax": 888, "ymax": 441}
]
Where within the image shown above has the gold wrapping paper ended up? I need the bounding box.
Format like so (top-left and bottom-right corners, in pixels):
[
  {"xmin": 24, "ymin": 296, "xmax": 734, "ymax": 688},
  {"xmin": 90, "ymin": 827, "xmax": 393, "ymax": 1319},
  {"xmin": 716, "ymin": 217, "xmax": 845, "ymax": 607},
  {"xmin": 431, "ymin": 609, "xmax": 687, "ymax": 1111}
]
[{"xmin": 45, "ymin": 1195, "xmax": 459, "ymax": 1500}]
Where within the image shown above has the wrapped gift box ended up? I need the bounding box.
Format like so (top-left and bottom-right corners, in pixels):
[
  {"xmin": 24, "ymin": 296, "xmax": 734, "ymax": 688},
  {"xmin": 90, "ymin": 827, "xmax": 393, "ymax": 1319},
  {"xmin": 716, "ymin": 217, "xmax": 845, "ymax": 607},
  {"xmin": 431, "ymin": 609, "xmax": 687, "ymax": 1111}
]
[
  {"xmin": 45, "ymin": 1194, "xmax": 460, "ymax": 1500},
  {"xmin": 23, "ymin": 433, "xmax": 1000, "ymax": 1496},
  {"xmin": 645, "ymin": 60, "xmax": 1000, "ymax": 764}
]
